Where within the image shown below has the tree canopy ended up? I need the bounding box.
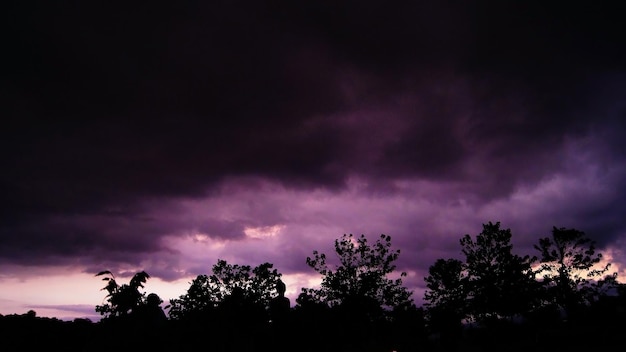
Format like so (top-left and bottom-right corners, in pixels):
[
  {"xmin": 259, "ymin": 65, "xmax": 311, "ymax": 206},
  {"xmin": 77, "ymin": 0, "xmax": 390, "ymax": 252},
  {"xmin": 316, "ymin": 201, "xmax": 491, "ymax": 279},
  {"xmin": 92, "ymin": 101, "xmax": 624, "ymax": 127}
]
[
  {"xmin": 301, "ymin": 233, "xmax": 414, "ymax": 315},
  {"xmin": 460, "ymin": 222, "xmax": 538, "ymax": 323},
  {"xmin": 423, "ymin": 221, "xmax": 620, "ymax": 332},
  {"xmin": 168, "ymin": 259, "xmax": 282, "ymax": 321},
  {"xmin": 534, "ymin": 226, "xmax": 617, "ymax": 316},
  {"xmin": 95, "ymin": 270, "xmax": 150, "ymax": 320},
  {"xmin": 86, "ymin": 225, "xmax": 623, "ymax": 352}
]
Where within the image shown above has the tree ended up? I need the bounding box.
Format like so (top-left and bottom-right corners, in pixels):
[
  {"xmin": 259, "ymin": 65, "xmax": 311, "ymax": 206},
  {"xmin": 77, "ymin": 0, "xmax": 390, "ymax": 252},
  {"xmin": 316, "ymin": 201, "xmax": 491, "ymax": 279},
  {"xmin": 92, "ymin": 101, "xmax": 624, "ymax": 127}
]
[
  {"xmin": 168, "ymin": 259, "xmax": 283, "ymax": 321},
  {"xmin": 423, "ymin": 258, "xmax": 466, "ymax": 325},
  {"xmin": 95, "ymin": 270, "xmax": 150, "ymax": 320},
  {"xmin": 303, "ymin": 234, "xmax": 413, "ymax": 351},
  {"xmin": 534, "ymin": 226, "xmax": 616, "ymax": 317},
  {"xmin": 423, "ymin": 258, "xmax": 467, "ymax": 348},
  {"xmin": 167, "ymin": 274, "xmax": 213, "ymax": 321},
  {"xmin": 167, "ymin": 260, "xmax": 285, "ymax": 351},
  {"xmin": 424, "ymin": 258, "xmax": 466, "ymax": 312},
  {"xmin": 304, "ymin": 234, "xmax": 413, "ymax": 316},
  {"xmin": 460, "ymin": 222, "xmax": 537, "ymax": 324}
]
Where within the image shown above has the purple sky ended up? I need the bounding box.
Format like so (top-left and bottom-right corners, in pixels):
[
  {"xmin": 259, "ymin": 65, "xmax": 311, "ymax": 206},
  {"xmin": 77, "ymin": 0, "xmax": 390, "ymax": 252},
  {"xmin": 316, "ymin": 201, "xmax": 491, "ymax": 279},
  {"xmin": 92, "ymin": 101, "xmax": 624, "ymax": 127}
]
[{"xmin": 2, "ymin": 1, "xmax": 626, "ymax": 321}]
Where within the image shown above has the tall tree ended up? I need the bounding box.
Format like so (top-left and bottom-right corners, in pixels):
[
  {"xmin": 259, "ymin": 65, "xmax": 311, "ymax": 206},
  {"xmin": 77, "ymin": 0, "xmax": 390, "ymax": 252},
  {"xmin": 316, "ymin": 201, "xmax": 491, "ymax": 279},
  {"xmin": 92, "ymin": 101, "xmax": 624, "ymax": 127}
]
[
  {"xmin": 303, "ymin": 234, "xmax": 414, "ymax": 351},
  {"xmin": 534, "ymin": 226, "xmax": 615, "ymax": 317},
  {"xmin": 460, "ymin": 222, "xmax": 537, "ymax": 324},
  {"xmin": 424, "ymin": 258, "xmax": 466, "ymax": 312},
  {"xmin": 423, "ymin": 258, "xmax": 466, "ymax": 345},
  {"xmin": 304, "ymin": 234, "xmax": 413, "ymax": 315}
]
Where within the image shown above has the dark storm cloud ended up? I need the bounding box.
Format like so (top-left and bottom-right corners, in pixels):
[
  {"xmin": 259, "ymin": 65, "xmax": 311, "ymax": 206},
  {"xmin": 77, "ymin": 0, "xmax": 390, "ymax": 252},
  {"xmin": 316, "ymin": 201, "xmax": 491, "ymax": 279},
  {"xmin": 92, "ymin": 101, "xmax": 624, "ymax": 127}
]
[{"xmin": 2, "ymin": 1, "xmax": 625, "ymax": 271}]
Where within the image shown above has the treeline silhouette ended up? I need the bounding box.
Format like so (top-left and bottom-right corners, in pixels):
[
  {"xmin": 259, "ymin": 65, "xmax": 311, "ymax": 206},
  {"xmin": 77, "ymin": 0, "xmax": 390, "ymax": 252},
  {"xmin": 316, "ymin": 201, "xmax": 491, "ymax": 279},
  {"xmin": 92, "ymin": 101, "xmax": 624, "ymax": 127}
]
[{"xmin": 1, "ymin": 222, "xmax": 625, "ymax": 352}]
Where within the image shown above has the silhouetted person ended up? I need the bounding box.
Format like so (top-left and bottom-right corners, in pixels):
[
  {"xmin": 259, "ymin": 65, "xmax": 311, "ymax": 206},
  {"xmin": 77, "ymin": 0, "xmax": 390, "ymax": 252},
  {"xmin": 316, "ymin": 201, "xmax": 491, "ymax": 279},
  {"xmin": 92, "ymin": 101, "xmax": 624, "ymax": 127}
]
[
  {"xmin": 125, "ymin": 293, "xmax": 168, "ymax": 348},
  {"xmin": 268, "ymin": 279, "xmax": 291, "ymax": 352},
  {"xmin": 269, "ymin": 279, "xmax": 291, "ymax": 324},
  {"xmin": 133, "ymin": 293, "xmax": 167, "ymax": 329}
]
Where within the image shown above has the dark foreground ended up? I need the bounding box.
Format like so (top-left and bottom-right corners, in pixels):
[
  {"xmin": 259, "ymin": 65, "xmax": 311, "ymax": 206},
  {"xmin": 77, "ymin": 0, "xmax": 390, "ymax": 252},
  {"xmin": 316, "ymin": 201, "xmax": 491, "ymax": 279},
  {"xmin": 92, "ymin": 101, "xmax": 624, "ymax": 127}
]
[{"xmin": 1, "ymin": 309, "xmax": 624, "ymax": 352}]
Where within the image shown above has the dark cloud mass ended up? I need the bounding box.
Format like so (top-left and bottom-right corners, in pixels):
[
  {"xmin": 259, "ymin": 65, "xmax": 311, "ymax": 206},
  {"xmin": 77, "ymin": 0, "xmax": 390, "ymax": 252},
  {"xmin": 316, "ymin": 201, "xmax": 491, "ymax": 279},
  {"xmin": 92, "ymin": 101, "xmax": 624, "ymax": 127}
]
[{"xmin": 1, "ymin": 1, "xmax": 626, "ymax": 309}]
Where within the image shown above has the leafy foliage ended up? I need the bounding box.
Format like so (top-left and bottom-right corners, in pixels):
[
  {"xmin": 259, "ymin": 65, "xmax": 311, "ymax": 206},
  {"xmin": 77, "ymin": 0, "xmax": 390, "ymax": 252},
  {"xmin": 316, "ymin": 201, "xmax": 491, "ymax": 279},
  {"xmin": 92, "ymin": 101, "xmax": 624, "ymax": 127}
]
[
  {"xmin": 303, "ymin": 234, "xmax": 413, "ymax": 314},
  {"xmin": 460, "ymin": 222, "xmax": 538, "ymax": 323},
  {"xmin": 95, "ymin": 270, "xmax": 150, "ymax": 320},
  {"xmin": 534, "ymin": 226, "xmax": 617, "ymax": 315},
  {"xmin": 424, "ymin": 222, "xmax": 539, "ymax": 328},
  {"xmin": 168, "ymin": 259, "xmax": 282, "ymax": 321},
  {"xmin": 423, "ymin": 258, "xmax": 467, "ymax": 342},
  {"xmin": 424, "ymin": 258, "xmax": 466, "ymax": 309}
]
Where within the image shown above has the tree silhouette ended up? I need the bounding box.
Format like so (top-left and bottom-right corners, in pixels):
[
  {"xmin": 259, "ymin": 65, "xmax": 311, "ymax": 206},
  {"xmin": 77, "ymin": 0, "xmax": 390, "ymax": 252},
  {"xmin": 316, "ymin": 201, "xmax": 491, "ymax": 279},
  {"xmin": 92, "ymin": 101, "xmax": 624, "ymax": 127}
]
[
  {"xmin": 168, "ymin": 259, "xmax": 283, "ymax": 322},
  {"xmin": 423, "ymin": 222, "xmax": 539, "ymax": 328},
  {"xmin": 167, "ymin": 273, "xmax": 213, "ymax": 321},
  {"xmin": 95, "ymin": 270, "xmax": 150, "ymax": 320},
  {"xmin": 10, "ymin": 224, "xmax": 623, "ymax": 352},
  {"xmin": 421, "ymin": 223, "xmax": 624, "ymax": 351},
  {"xmin": 301, "ymin": 234, "xmax": 414, "ymax": 351},
  {"xmin": 460, "ymin": 222, "xmax": 537, "ymax": 325},
  {"xmin": 534, "ymin": 226, "xmax": 616, "ymax": 319},
  {"xmin": 424, "ymin": 258, "xmax": 466, "ymax": 313},
  {"xmin": 304, "ymin": 234, "xmax": 413, "ymax": 312},
  {"xmin": 423, "ymin": 258, "xmax": 466, "ymax": 341},
  {"xmin": 166, "ymin": 260, "xmax": 286, "ymax": 351}
]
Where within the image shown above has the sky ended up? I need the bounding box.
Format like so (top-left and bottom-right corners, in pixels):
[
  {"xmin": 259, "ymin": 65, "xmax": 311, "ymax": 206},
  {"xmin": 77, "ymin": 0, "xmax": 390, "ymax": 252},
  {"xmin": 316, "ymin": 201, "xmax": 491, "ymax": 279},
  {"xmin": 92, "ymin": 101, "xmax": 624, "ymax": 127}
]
[{"xmin": 2, "ymin": 1, "xmax": 626, "ymax": 322}]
